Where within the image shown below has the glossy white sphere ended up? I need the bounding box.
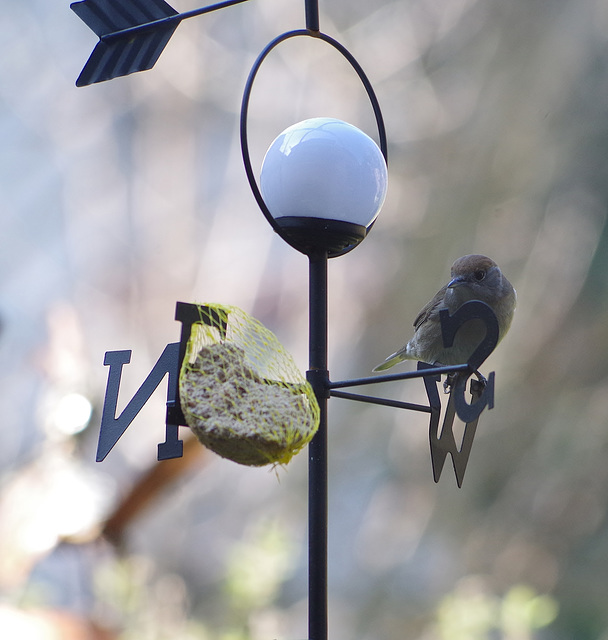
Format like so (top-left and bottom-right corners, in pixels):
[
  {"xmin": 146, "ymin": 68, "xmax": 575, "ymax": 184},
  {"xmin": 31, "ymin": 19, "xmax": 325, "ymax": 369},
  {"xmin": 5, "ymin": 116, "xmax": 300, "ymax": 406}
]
[{"xmin": 260, "ymin": 117, "xmax": 388, "ymax": 227}]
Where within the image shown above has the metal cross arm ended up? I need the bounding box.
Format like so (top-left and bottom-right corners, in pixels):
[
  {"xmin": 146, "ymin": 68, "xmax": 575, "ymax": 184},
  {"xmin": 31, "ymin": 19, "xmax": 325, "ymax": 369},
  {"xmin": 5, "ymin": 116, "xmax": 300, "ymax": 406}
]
[{"xmin": 328, "ymin": 364, "xmax": 471, "ymax": 416}]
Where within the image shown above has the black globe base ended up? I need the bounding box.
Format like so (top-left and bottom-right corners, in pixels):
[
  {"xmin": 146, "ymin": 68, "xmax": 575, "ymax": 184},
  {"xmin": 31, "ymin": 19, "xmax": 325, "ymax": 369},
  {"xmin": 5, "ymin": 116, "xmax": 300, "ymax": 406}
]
[{"xmin": 274, "ymin": 216, "xmax": 368, "ymax": 258}]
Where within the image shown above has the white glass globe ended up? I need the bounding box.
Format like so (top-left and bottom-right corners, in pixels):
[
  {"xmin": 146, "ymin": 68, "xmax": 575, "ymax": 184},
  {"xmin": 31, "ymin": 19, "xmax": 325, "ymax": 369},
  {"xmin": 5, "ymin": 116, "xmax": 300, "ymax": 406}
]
[{"xmin": 260, "ymin": 117, "xmax": 388, "ymax": 228}]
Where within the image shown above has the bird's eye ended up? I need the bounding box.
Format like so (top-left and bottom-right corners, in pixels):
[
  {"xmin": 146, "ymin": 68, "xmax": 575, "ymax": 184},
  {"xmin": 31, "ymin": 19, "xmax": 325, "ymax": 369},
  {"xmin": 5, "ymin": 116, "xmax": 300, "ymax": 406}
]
[{"xmin": 473, "ymin": 269, "xmax": 486, "ymax": 281}]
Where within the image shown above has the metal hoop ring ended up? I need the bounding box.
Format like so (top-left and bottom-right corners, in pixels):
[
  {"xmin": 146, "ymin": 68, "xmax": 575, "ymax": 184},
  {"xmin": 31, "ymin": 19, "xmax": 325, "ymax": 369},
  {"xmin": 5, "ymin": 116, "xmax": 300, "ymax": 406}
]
[{"xmin": 239, "ymin": 29, "xmax": 388, "ymax": 255}]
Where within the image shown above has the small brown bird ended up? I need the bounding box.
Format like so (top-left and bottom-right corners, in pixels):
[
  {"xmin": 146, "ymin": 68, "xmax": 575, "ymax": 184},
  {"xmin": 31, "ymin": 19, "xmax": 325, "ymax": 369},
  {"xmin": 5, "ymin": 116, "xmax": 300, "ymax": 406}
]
[{"xmin": 373, "ymin": 254, "xmax": 516, "ymax": 370}]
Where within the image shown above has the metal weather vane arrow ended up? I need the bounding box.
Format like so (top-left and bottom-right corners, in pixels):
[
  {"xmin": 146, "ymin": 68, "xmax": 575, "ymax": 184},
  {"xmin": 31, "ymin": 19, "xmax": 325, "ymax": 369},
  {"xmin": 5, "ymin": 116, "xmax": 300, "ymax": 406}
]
[{"xmin": 71, "ymin": 0, "xmax": 249, "ymax": 86}]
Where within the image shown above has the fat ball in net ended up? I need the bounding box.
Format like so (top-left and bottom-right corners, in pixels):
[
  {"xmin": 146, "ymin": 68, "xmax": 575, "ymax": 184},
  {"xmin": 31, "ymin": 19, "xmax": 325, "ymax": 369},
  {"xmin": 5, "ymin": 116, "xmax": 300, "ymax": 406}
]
[{"xmin": 179, "ymin": 304, "xmax": 320, "ymax": 467}]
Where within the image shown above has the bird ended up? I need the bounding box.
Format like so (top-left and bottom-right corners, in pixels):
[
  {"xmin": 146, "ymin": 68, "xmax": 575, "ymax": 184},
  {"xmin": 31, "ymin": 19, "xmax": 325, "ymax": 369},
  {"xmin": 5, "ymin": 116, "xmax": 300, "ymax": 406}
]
[{"xmin": 373, "ymin": 254, "xmax": 516, "ymax": 371}]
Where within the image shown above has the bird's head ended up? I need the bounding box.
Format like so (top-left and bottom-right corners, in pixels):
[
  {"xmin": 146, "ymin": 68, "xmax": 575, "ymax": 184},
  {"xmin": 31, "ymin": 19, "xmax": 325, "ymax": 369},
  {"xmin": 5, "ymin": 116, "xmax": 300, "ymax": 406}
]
[{"xmin": 446, "ymin": 254, "xmax": 507, "ymax": 304}]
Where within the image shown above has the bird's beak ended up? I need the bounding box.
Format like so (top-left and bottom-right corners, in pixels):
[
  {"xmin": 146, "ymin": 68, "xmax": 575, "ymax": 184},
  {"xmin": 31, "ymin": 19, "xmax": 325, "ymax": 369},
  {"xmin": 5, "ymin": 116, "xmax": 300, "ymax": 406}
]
[{"xmin": 448, "ymin": 276, "xmax": 466, "ymax": 289}]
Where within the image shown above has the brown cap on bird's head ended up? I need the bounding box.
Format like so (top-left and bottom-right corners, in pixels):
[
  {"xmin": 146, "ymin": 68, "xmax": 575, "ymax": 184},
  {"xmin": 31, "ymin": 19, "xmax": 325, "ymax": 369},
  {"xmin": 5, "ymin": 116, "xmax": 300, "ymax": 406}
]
[{"xmin": 448, "ymin": 255, "xmax": 498, "ymax": 288}]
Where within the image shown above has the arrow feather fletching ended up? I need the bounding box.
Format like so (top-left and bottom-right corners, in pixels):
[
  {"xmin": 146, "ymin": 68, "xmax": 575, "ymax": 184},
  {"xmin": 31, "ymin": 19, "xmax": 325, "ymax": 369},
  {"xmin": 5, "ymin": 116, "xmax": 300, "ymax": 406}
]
[
  {"xmin": 71, "ymin": 0, "xmax": 179, "ymax": 85},
  {"xmin": 71, "ymin": 0, "xmax": 178, "ymax": 36},
  {"xmin": 72, "ymin": 0, "xmax": 249, "ymax": 85}
]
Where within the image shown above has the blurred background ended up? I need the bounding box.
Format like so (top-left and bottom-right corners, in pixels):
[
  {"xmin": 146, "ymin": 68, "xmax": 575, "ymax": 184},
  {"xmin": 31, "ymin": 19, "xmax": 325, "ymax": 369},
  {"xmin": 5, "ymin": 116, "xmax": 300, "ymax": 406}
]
[{"xmin": 1, "ymin": 0, "xmax": 608, "ymax": 638}]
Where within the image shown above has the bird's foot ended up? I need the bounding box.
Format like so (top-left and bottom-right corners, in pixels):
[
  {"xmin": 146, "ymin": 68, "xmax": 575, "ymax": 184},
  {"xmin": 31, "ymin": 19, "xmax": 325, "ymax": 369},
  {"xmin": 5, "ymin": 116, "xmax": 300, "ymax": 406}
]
[
  {"xmin": 443, "ymin": 370, "xmax": 487, "ymax": 394},
  {"xmin": 443, "ymin": 374, "xmax": 456, "ymax": 394},
  {"xmin": 472, "ymin": 369, "xmax": 487, "ymax": 386},
  {"xmin": 470, "ymin": 370, "xmax": 487, "ymax": 397}
]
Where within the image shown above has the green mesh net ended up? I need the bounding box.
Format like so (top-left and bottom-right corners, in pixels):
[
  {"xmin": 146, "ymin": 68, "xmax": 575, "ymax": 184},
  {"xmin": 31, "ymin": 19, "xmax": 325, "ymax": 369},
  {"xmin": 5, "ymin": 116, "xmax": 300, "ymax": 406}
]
[{"xmin": 179, "ymin": 304, "xmax": 320, "ymax": 467}]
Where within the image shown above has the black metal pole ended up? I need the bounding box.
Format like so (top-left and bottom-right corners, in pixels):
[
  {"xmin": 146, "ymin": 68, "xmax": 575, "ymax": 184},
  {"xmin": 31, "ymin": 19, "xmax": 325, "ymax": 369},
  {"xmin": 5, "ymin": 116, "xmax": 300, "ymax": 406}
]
[
  {"xmin": 305, "ymin": 0, "xmax": 320, "ymax": 32},
  {"xmin": 308, "ymin": 251, "xmax": 329, "ymax": 640}
]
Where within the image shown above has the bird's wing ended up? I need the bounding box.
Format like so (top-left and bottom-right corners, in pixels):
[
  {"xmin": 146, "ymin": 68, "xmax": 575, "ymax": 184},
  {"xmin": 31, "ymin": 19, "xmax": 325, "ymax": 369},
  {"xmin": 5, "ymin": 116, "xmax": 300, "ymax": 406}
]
[{"xmin": 412, "ymin": 284, "xmax": 448, "ymax": 330}]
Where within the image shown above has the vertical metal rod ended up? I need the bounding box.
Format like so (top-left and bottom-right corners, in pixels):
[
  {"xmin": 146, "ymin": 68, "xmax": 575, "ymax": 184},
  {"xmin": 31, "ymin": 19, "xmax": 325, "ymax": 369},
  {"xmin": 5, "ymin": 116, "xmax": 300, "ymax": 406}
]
[
  {"xmin": 308, "ymin": 251, "xmax": 329, "ymax": 640},
  {"xmin": 305, "ymin": 0, "xmax": 320, "ymax": 32}
]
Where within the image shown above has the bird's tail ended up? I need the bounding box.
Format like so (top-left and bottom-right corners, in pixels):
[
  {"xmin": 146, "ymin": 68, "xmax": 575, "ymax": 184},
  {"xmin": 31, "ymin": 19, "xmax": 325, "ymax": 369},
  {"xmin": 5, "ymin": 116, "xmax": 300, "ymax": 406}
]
[{"xmin": 372, "ymin": 351, "xmax": 405, "ymax": 372}]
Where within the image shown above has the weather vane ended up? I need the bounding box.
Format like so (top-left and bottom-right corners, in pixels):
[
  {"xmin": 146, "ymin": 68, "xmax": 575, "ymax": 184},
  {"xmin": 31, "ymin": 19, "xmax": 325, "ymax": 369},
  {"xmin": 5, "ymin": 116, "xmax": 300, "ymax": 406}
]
[{"xmin": 72, "ymin": 1, "xmax": 503, "ymax": 638}]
